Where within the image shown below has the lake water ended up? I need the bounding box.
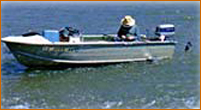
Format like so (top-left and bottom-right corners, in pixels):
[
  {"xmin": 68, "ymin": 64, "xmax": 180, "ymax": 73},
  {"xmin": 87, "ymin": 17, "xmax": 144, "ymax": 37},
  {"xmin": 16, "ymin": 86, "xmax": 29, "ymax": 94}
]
[{"xmin": 1, "ymin": 1, "xmax": 200, "ymax": 109}]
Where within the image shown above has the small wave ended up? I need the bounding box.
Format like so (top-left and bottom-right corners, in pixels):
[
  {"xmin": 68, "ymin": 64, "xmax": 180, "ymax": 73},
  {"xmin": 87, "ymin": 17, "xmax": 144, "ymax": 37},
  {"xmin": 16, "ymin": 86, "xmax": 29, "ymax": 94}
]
[
  {"xmin": 102, "ymin": 101, "xmax": 123, "ymax": 109},
  {"xmin": 184, "ymin": 97, "xmax": 199, "ymax": 109},
  {"xmin": 142, "ymin": 100, "xmax": 156, "ymax": 109},
  {"xmin": 9, "ymin": 103, "xmax": 30, "ymax": 109}
]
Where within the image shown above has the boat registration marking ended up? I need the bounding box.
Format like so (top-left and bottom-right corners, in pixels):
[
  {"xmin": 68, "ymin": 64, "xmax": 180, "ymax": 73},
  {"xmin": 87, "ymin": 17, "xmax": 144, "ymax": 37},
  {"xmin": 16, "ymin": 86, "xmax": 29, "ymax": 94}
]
[{"xmin": 42, "ymin": 47, "xmax": 77, "ymax": 53}]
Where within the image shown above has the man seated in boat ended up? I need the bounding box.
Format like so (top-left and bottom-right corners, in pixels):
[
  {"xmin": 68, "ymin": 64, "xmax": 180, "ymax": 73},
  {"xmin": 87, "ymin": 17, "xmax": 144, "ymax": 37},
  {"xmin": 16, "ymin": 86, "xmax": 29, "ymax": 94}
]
[{"xmin": 117, "ymin": 15, "xmax": 140, "ymax": 41}]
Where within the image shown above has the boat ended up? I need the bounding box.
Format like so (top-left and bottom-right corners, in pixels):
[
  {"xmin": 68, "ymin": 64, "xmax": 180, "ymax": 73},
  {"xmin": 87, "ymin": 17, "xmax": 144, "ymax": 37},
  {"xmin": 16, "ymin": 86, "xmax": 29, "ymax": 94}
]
[{"xmin": 1, "ymin": 24, "xmax": 177, "ymax": 68}]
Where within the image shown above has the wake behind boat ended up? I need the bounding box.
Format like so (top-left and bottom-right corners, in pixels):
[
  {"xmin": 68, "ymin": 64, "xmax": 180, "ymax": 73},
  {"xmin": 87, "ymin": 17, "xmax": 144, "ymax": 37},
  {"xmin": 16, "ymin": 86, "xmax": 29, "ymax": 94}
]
[{"xmin": 2, "ymin": 24, "xmax": 177, "ymax": 68}]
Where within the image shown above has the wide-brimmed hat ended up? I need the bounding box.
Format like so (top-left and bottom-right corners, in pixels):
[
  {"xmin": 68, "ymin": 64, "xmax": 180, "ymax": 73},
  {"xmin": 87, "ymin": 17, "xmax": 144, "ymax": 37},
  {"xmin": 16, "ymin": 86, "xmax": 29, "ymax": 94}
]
[{"xmin": 121, "ymin": 15, "xmax": 135, "ymax": 26}]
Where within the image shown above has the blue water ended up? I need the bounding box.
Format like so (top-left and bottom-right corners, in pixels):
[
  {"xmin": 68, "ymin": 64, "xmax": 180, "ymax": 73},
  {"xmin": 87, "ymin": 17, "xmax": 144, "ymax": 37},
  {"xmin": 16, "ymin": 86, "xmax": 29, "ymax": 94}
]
[{"xmin": 1, "ymin": 1, "xmax": 200, "ymax": 109}]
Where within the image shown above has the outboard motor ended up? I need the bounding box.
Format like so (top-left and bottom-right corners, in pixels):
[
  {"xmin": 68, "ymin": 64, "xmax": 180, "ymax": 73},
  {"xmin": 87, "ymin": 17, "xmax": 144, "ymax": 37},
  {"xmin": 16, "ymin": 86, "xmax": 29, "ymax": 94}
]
[{"xmin": 155, "ymin": 24, "xmax": 175, "ymax": 37}]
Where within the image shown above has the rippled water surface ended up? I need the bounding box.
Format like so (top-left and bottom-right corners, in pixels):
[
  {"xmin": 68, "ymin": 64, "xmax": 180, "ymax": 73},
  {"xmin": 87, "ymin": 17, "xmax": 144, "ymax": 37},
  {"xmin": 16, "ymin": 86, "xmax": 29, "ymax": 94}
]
[{"xmin": 1, "ymin": 1, "xmax": 200, "ymax": 109}]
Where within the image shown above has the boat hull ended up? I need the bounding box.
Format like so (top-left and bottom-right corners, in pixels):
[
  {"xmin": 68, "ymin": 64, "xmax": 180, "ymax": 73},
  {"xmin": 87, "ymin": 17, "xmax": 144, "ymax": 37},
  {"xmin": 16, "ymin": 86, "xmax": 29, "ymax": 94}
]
[{"xmin": 3, "ymin": 41, "xmax": 176, "ymax": 68}]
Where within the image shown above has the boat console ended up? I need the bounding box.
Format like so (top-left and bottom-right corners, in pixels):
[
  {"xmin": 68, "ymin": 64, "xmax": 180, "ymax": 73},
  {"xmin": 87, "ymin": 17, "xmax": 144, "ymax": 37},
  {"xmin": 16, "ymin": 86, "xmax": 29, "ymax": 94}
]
[{"xmin": 41, "ymin": 27, "xmax": 83, "ymax": 43}]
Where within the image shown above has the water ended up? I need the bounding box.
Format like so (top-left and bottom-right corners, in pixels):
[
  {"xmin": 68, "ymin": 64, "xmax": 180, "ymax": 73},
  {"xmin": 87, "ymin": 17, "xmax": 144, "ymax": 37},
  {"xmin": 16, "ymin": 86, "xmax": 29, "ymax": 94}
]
[{"xmin": 1, "ymin": 1, "xmax": 200, "ymax": 109}]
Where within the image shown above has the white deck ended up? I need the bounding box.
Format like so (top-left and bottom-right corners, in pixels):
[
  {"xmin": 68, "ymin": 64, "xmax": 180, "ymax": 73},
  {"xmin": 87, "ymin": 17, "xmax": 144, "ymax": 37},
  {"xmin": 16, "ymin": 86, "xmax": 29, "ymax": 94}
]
[{"xmin": 1, "ymin": 35, "xmax": 52, "ymax": 44}]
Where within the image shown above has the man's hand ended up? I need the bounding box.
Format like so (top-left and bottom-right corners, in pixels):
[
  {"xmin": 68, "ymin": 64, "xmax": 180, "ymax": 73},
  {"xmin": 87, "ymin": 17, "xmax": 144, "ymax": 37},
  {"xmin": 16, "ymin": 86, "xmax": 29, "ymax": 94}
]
[
  {"xmin": 121, "ymin": 35, "xmax": 126, "ymax": 39},
  {"xmin": 127, "ymin": 36, "xmax": 135, "ymax": 40}
]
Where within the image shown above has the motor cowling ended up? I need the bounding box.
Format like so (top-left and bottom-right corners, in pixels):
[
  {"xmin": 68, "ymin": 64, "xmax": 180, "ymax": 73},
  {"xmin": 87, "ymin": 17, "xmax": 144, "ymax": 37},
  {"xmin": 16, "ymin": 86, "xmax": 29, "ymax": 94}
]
[{"xmin": 155, "ymin": 24, "xmax": 175, "ymax": 37}]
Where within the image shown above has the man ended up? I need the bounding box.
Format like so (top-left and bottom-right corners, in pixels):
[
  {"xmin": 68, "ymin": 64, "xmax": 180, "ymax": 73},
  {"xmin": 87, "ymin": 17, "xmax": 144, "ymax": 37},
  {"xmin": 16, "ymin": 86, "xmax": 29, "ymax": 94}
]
[{"xmin": 117, "ymin": 15, "xmax": 139, "ymax": 41}]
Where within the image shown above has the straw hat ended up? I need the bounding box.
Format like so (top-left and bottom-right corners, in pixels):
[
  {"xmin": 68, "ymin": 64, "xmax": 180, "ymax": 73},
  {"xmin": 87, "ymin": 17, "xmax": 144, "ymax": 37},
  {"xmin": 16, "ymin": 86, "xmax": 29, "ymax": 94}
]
[{"xmin": 121, "ymin": 15, "xmax": 135, "ymax": 26}]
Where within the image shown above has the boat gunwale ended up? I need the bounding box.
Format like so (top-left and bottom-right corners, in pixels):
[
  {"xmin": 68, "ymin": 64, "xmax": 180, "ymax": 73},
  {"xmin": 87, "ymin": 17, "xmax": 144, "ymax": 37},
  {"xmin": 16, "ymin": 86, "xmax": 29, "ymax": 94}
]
[{"xmin": 2, "ymin": 39, "xmax": 177, "ymax": 47}]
